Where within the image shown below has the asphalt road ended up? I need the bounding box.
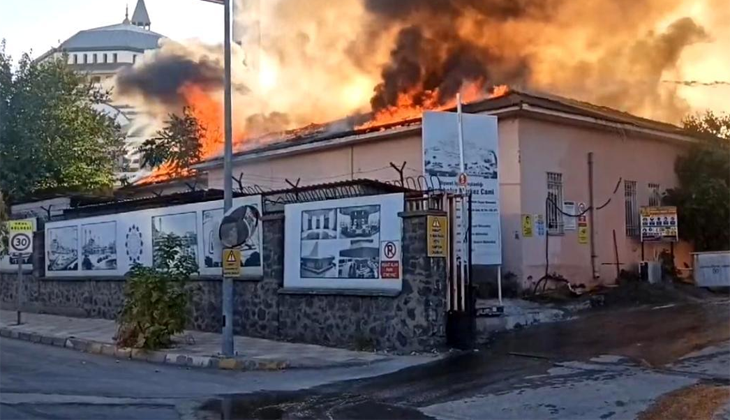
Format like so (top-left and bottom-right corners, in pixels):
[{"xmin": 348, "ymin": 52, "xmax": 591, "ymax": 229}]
[
  {"xmin": 196, "ymin": 300, "xmax": 730, "ymax": 419},
  {"xmin": 0, "ymin": 337, "xmax": 427, "ymax": 420},
  {"xmin": 1, "ymin": 300, "xmax": 729, "ymax": 420}
]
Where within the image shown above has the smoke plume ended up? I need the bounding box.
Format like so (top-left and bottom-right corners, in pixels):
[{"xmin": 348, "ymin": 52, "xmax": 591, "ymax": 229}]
[{"xmin": 115, "ymin": 0, "xmax": 729, "ymax": 154}]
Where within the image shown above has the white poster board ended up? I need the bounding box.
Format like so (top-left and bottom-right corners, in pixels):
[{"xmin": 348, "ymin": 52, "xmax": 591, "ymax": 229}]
[
  {"xmin": 0, "ymin": 218, "xmax": 37, "ymax": 273},
  {"xmin": 423, "ymin": 111, "xmax": 502, "ymax": 265},
  {"xmin": 563, "ymin": 201, "xmax": 577, "ymax": 231},
  {"xmin": 284, "ymin": 193, "xmax": 404, "ymax": 291},
  {"xmin": 44, "ymin": 196, "xmax": 263, "ymax": 278}
]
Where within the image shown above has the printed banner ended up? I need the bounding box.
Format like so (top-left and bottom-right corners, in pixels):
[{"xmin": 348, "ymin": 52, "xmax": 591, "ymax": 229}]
[{"xmin": 423, "ymin": 111, "xmax": 501, "ymax": 265}]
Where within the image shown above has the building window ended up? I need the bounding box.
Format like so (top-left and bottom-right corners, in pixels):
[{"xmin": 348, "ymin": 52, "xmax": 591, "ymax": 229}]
[
  {"xmin": 73, "ymin": 54, "xmax": 78, "ymax": 64},
  {"xmin": 93, "ymin": 54, "xmax": 97, "ymax": 63},
  {"xmin": 113, "ymin": 53, "xmax": 118, "ymax": 63},
  {"xmin": 91, "ymin": 76, "xmax": 101, "ymax": 84},
  {"xmin": 103, "ymin": 53, "xmax": 108, "ymax": 63},
  {"xmin": 648, "ymin": 183, "xmax": 661, "ymax": 207},
  {"xmin": 132, "ymin": 54, "xmax": 137, "ymax": 64},
  {"xmin": 83, "ymin": 54, "xmax": 88, "ymax": 64},
  {"xmin": 625, "ymin": 180, "xmax": 639, "ymax": 237},
  {"xmin": 547, "ymin": 172, "xmax": 564, "ymax": 235}
]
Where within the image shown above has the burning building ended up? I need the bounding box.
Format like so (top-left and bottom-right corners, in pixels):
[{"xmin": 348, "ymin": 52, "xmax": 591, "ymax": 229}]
[
  {"xmin": 109, "ymin": 0, "xmax": 727, "ymax": 289},
  {"xmin": 190, "ymin": 89, "xmax": 699, "ymax": 289}
]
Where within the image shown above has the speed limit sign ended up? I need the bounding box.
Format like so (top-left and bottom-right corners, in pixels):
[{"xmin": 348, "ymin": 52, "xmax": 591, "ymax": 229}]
[{"xmin": 8, "ymin": 219, "xmax": 34, "ymax": 255}]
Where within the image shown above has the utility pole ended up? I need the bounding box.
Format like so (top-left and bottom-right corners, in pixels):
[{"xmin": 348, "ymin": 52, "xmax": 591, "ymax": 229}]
[
  {"xmin": 222, "ymin": 0, "xmax": 234, "ymax": 357},
  {"xmin": 201, "ymin": 0, "xmax": 235, "ymax": 357}
]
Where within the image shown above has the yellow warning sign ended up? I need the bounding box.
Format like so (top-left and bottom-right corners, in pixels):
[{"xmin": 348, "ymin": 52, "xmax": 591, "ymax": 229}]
[
  {"xmin": 578, "ymin": 226, "xmax": 589, "ymax": 244},
  {"xmin": 427, "ymin": 215, "xmax": 448, "ymax": 258},
  {"xmin": 522, "ymin": 214, "xmax": 533, "ymax": 238},
  {"xmin": 8, "ymin": 220, "xmax": 33, "ymax": 233},
  {"xmin": 222, "ymin": 248, "xmax": 241, "ymax": 277}
]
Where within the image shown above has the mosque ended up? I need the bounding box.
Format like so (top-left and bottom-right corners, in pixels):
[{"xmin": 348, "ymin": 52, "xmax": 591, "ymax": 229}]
[{"xmin": 37, "ymin": 0, "xmax": 164, "ymax": 183}]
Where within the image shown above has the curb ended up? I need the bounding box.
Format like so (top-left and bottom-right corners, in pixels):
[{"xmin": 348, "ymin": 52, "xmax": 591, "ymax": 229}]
[{"xmin": 0, "ymin": 326, "xmax": 290, "ymax": 372}]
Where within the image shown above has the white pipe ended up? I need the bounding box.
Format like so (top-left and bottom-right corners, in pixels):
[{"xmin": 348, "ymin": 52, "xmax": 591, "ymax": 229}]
[{"xmin": 456, "ymin": 93, "xmax": 465, "ymax": 174}]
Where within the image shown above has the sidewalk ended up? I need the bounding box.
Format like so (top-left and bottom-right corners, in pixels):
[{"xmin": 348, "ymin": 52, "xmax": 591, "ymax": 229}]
[{"xmin": 0, "ymin": 310, "xmax": 409, "ymax": 371}]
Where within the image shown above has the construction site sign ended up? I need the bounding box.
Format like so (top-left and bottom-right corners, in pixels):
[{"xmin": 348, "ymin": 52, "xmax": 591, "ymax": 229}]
[
  {"xmin": 222, "ymin": 248, "xmax": 241, "ymax": 278},
  {"xmin": 641, "ymin": 206, "xmax": 678, "ymax": 242},
  {"xmin": 427, "ymin": 216, "xmax": 449, "ymax": 257}
]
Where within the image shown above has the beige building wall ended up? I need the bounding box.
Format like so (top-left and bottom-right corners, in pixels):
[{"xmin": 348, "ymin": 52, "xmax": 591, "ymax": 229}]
[
  {"xmin": 517, "ymin": 118, "xmax": 690, "ymax": 288},
  {"xmin": 206, "ymin": 114, "xmax": 690, "ymax": 289}
]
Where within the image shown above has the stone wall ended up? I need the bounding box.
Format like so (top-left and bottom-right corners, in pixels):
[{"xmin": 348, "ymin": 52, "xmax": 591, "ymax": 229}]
[{"xmin": 0, "ymin": 211, "xmax": 447, "ymax": 352}]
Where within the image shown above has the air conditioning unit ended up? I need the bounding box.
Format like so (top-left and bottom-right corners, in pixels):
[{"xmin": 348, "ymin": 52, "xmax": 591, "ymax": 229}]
[{"xmin": 640, "ymin": 261, "xmax": 662, "ymax": 284}]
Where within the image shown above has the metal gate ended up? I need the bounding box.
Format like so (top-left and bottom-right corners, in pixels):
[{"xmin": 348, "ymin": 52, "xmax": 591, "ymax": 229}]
[{"xmin": 445, "ymin": 193, "xmax": 475, "ymax": 349}]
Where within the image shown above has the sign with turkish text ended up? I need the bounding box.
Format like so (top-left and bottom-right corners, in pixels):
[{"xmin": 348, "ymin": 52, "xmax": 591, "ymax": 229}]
[
  {"xmin": 563, "ymin": 201, "xmax": 577, "ymax": 231},
  {"xmin": 641, "ymin": 206, "xmax": 678, "ymax": 242},
  {"xmin": 427, "ymin": 216, "xmax": 449, "ymax": 257},
  {"xmin": 8, "ymin": 219, "xmax": 34, "ymax": 255},
  {"xmin": 222, "ymin": 248, "xmax": 242, "ymax": 277},
  {"xmin": 536, "ymin": 214, "xmax": 545, "ymax": 237},
  {"xmin": 521, "ymin": 214, "xmax": 533, "ymax": 238},
  {"xmin": 578, "ymin": 226, "xmax": 589, "ymax": 244},
  {"xmin": 423, "ymin": 111, "xmax": 501, "ymax": 265}
]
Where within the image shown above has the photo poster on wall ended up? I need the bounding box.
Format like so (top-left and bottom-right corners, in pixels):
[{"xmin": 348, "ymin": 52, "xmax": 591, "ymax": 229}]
[
  {"xmin": 422, "ymin": 111, "xmax": 502, "ymax": 265},
  {"xmin": 0, "ymin": 218, "xmax": 37, "ymax": 273},
  {"xmin": 44, "ymin": 196, "xmax": 263, "ymax": 278},
  {"xmin": 284, "ymin": 193, "xmax": 404, "ymax": 291}
]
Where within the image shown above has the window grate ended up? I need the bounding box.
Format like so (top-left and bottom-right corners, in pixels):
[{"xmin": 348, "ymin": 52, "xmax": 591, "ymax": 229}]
[
  {"xmin": 547, "ymin": 172, "xmax": 564, "ymax": 235},
  {"xmin": 625, "ymin": 180, "xmax": 639, "ymax": 237}
]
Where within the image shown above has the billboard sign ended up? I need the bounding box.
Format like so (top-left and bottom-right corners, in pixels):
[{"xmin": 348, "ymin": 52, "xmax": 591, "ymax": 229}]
[
  {"xmin": 423, "ymin": 111, "xmax": 501, "ymax": 265},
  {"xmin": 641, "ymin": 206, "xmax": 678, "ymax": 242},
  {"xmin": 284, "ymin": 193, "xmax": 404, "ymax": 291}
]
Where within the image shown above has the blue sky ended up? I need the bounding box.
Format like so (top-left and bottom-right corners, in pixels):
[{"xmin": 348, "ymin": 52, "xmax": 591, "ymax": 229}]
[{"xmin": 0, "ymin": 0, "xmax": 223, "ymax": 60}]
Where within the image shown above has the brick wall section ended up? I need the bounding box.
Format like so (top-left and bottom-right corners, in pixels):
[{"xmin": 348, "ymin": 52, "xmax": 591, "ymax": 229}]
[{"xmin": 0, "ymin": 211, "xmax": 447, "ymax": 351}]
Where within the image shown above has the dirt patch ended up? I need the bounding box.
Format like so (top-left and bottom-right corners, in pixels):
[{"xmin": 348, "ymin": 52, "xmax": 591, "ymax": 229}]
[
  {"xmin": 526, "ymin": 280, "xmax": 725, "ymax": 309},
  {"xmin": 638, "ymin": 384, "xmax": 730, "ymax": 420}
]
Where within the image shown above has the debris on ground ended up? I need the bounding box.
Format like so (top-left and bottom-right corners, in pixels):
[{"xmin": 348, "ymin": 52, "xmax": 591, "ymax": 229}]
[{"xmin": 638, "ymin": 384, "xmax": 730, "ymax": 420}]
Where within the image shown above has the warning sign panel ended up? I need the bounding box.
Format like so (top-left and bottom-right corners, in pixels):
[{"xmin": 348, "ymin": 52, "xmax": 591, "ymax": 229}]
[
  {"xmin": 380, "ymin": 240, "xmax": 401, "ymax": 279},
  {"xmin": 222, "ymin": 248, "xmax": 241, "ymax": 278},
  {"xmin": 521, "ymin": 214, "xmax": 533, "ymax": 238},
  {"xmin": 427, "ymin": 215, "xmax": 448, "ymax": 257}
]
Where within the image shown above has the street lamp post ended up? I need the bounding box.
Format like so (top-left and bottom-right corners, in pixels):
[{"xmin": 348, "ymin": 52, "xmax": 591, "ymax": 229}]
[{"xmin": 201, "ymin": 0, "xmax": 234, "ymax": 357}]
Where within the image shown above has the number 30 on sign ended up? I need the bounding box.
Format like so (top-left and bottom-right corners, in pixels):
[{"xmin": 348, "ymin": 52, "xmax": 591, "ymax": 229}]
[{"xmin": 8, "ymin": 219, "xmax": 34, "ymax": 255}]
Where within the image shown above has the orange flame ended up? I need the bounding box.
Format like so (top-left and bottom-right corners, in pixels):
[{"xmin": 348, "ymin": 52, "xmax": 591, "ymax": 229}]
[
  {"xmin": 357, "ymin": 83, "xmax": 509, "ymax": 129},
  {"xmin": 139, "ymin": 83, "xmax": 247, "ymax": 185}
]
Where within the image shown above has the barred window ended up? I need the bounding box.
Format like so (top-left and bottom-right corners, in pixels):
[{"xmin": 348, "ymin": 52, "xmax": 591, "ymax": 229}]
[
  {"xmin": 625, "ymin": 180, "xmax": 640, "ymax": 237},
  {"xmin": 648, "ymin": 183, "xmax": 661, "ymax": 207},
  {"xmin": 547, "ymin": 172, "xmax": 564, "ymax": 235}
]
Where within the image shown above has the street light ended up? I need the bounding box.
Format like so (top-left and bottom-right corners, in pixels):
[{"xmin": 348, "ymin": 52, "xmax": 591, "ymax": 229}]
[{"xmin": 200, "ymin": 0, "xmax": 234, "ymax": 357}]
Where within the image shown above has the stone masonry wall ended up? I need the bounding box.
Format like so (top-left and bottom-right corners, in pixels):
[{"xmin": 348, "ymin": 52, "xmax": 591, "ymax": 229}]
[{"xmin": 0, "ymin": 211, "xmax": 447, "ymax": 352}]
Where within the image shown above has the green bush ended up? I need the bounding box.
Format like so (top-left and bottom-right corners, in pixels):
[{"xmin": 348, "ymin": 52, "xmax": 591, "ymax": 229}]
[{"xmin": 116, "ymin": 234, "xmax": 198, "ymax": 349}]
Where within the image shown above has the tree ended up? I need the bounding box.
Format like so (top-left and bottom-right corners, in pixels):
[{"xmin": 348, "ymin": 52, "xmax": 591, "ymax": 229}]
[
  {"xmin": 116, "ymin": 234, "xmax": 198, "ymax": 349},
  {"xmin": 664, "ymin": 111, "xmax": 730, "ymax": 251},
  {"xmin": 0, "ymin": 191, "xmax": 7, "ymax": 255},
  {"xmin": 139, "ymin": 107, "xmax": 204, "ymax": 177},
  {"xmin": 0, "ymin": 42, "xmax": 124, "ymax": 202}
]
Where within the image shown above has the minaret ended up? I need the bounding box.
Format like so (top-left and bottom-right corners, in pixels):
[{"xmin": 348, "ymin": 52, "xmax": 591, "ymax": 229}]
[
  {"xmin": 130, "ymin": 0, "xmax": 151, "ymax": 30},
  {"xmin": 123, "ymin": 4, "xmax": 130, "ymax": 24}
]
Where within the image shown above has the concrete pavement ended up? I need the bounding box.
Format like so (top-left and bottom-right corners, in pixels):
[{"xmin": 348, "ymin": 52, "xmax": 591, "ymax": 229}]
[{"xmin": 0, "ymin": 310, "xmax": 431, "ymax": 371}]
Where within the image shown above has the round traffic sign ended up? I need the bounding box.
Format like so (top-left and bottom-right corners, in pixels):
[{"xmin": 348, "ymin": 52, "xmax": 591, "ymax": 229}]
[
  {"xmin": 219, "ymin": 205, "xmax": 261, "ymax": 248},
  {"xmin": 11, "ymin": 233, "xmax": 31, "ymax": 253},
  {"xmin": 384, "ymin": 241, "xmax": 397, "ymax": 259}
]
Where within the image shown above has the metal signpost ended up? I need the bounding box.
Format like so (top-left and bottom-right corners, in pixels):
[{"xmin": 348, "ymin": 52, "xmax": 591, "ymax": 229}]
[
  {"xmin": 201, "ymin": 0, "xmax": 236, "ymax": 357},
  {"xmin": 8, "ymin": 220, "xmax": 34, "ymax": 325}
]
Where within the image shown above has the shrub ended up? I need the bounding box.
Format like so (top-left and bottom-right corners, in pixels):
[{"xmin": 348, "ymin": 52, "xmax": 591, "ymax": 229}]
[{"xmin": 116, "ymin": 234, "xmax": 198, "ymax": 349}]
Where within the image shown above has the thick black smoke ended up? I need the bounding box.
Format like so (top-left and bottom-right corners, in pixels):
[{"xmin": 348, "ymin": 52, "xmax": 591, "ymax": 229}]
[
  {"xmin": 116, "ymin": 53, "xmax": 223, "ymax": 106},
  {"xmin": 362, "ymin": 0, "xmax": 541, "ymax": 111}
]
